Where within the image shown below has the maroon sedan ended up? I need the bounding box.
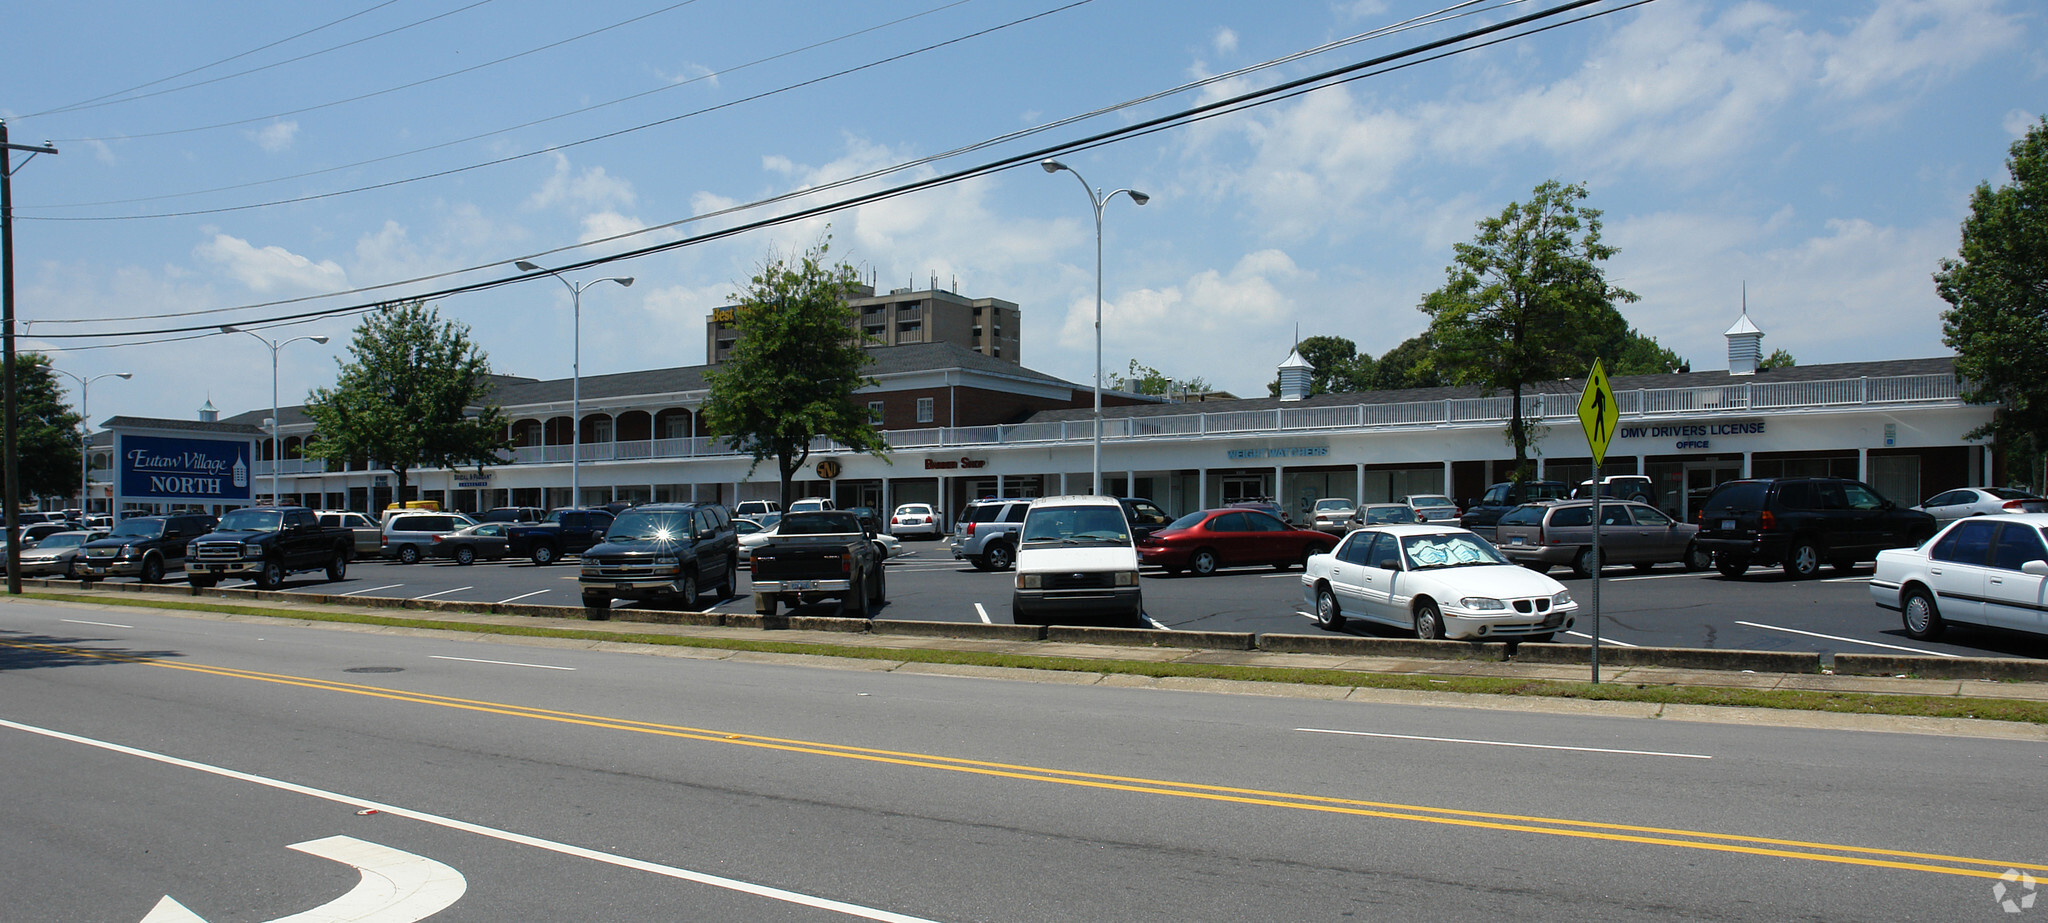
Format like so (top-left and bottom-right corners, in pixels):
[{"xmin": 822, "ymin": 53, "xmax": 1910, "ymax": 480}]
[{"xmin": 1138, "ymin": 508, "xmax": 1338, "ymax": 576}]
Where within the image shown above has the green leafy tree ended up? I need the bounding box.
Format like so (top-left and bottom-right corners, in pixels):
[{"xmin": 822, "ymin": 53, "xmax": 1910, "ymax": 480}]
[
  {"xmin": 9, "ymin": 353, "xmax": 86, "ymax": 502},
  {"xmin": 1265, "ymin": 335, "xmax": 1376, "ymax": 397},
  {"xmin": 1373, "ymin": 334, "xmax": 1444, "ymax": 390},
  {"xmin": 1114, "ymin": 359, "xmax": 1210, "ymax": 396},
  {"xmin": 1420, "ymin": 180, "xmax": 1638, "ymax": 479},
  {"xmin": 702, "ymin": 237, "xmax": 888, "ymax": 508},
  {"xmin": 1617, "ymin": 330, "xmax": 1690, "ymax": 375},
  {"xmin": 303, "ymin": 301, "xmax": 510, "ymax": 503},
  {"xmin": 1937, "ymin": 115, "xmax": 2048, "ymax": 490},
  {"xmin": 1757, "ymin": 348, "xmax": 1796, "ymax": 371}
]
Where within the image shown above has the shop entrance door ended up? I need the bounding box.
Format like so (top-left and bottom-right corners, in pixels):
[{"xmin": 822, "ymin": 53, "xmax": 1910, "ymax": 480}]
[
  {"xmin": 1221, "ymin": 475, "xmax": 1269, "ymax": 505},
  {"xmin": 1682, "ymin": 462, "xmax": 1743, "ymax": 522}
]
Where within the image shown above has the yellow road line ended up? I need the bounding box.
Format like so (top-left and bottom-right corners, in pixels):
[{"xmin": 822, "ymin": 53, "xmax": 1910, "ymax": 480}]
[{"xmin": 7, "ymin": 637, "xmax": 2040, "ymax": 880}]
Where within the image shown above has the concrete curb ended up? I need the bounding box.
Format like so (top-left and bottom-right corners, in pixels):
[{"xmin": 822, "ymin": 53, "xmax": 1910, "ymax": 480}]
[
  {"xmin": 1834, "ymin": 653, "xmax": 2048, "ymax": 682},
  {"xmin": 1259, "ymin": 633, "xmax": 1503, "ymax": 659},
  {"xmin": 1512, "ymin": 643, "xmax": 1823, "ymax": 673},
  {"xmin": 872, "ymin": 619, "xmax": 1045, "ymax": 642},
  {"xmin": 1046, "ymin": 626, "xmax": 1256, "ymax": 650}
]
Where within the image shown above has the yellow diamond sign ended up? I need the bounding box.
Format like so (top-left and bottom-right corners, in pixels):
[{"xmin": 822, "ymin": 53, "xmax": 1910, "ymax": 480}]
[{"xmin": 1578, "ymin": 359, "xmax": 1618, "ymax": 466}]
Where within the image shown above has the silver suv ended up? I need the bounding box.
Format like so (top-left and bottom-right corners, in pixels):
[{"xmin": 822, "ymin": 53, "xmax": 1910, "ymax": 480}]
[
  {"xmin": 948, "ymin": 498, "xmax": 1031, "ymax": 571},
  {"xmin": 382, "ymin": 511, "xmax": 477, "ymax": 565}
]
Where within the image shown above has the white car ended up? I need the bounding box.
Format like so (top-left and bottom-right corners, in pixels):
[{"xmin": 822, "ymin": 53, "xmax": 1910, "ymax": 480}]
[
  {"xmin": 872, "ymin": 531, "xmax": 903, "ymax": 561},
  {"xmin": 736, "ymin": 518, "xmax": 778, "ymax": 563},
  {"xmin": 1308, "ymin": 498, "xmax": 1357, "ymax": 535},
  {"xmin": 1404, "ymin": 494, "xmax": 1460, "ymax": 522},
  {"xmin": 1301, "ymin": 524, "xmax": 1576, "ymax": 642},
  {"xmin": 888, "ymin": 503, "xmax": 942, "ymax": 539},
  {"xmin": 1913, "ymin": 487, "xmax": 2048, "ymax": 524},
  {"xmin": 1870, "ymin": 513, "xmax": 2048, "ymax": 641},
  {"xmin": 1012, "ymin": 496, "xmax": 1143, "ymax": 626}
]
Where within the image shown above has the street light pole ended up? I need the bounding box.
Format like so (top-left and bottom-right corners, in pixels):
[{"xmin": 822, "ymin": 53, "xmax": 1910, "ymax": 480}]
[
  {"xmin": 515, "ymin": 261, "xmax": 633, "ymax": 510},
  {"xmin": 52, "ymin": 369, "xmax": 131, "ymax": 518},
  {"xmin": 3, "ymin": 120, "xmax": 59, "ymax": 594},
  {"xmin": 1041, "ymin": 160, "xmax": 1148, "ymax": 496},
  {"xmin": 222, "ymin": 327, "xmax": 328, "ymax": 505}
]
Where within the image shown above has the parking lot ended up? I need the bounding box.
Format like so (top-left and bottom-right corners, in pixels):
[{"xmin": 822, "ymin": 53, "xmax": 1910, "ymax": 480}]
[{"xmin": 75, "ymin": 535, "xmax": 2048, "ymax": 662}]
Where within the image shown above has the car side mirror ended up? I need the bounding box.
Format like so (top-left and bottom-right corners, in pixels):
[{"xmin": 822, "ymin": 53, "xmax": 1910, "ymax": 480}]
[
  {"xmin": 1377, "ymin": 558, "xmax": 1400, "ymax": 571},
  {"xmin": 2024, "ymin": 560, "xmax": 2048, "ymax": 578}
]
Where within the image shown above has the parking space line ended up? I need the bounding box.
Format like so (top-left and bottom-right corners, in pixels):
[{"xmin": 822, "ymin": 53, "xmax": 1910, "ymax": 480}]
[
  {"xmin": 1142, "ymin": 614, "xmax": 1171, "ymax": 630},
  {"xmin": 339, "ymin": 584, "xmax": 404, "ymax": 597},
  {"xmin": 1733, "ymin": 620, "xmax": 1956, "ymax": 657},
  {"xmin": 1298, "ymin": 727, "xmax": 1712, "ymax": 760},
  {"xmin": 495, "ymin": 590, "xmax": 550, "ymax": 605},
  {"xmin": 60, "ymin": 618, "xmax": 133, "ymax": 629},
  {"xmin": 973, "ymin": 603, "xmax": 992, "ymax": 625},
  {"xmin": 1607, "ymin": 572, "xmax": 1713, "ymax": 581},
  {"xmin": 1564, "ymin": 631, "xmax": 1639, "ymax": 647},
  {"xmin": 411, "ymin": 586, "xmax": 473, "ymax": 601}
]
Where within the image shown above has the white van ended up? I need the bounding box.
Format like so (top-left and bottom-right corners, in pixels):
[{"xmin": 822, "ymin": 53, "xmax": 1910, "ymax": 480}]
[{"xmin": 1011, "ymin": 496, "xmax": 1144, "ymax": 627}]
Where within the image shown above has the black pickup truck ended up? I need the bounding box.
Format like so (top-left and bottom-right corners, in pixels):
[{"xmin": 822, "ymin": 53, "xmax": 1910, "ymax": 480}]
[
  {"xmin": 505, "ymin": 508, "xmax": 615, "ymax": 565},
  {"xmin": 185, "ymin": 506, "xmax": 355, "ymax": 589},
  {"xmin": 748, "ymin": 511, "xmax": 884, "ymax": 617},
  {"xmin": 579, "ymin": 503, "xmax": 739, "ymax": 618}
]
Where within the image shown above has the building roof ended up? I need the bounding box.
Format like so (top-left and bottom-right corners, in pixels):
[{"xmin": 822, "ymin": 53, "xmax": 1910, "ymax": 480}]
[{"xmin": 103, "ymin": 415, "xmax": 266, "ymax": 436}]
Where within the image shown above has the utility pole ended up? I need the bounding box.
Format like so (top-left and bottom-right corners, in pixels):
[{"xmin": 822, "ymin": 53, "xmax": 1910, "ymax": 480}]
[{"xmin": 2, "ymin": 120, "xmax": 60, "ymax": 595}]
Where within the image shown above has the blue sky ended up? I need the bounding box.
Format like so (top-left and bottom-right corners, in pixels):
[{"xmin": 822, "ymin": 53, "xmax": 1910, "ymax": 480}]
[{"xmin": 2, "ymin": 0, "xmax": 2039, "ymax": 423}]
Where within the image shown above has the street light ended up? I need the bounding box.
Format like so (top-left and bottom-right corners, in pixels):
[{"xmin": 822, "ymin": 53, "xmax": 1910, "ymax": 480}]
[
  {"xmin": 52, "ymin": 368, "xmax": 131, "ymax": 518},
  {"xmin": 515, "ymin": 261, "xmax": 633, "ymax": 509},
  {"xmin": 222, "ymin": 326, "xmax": 329, "ymax": 504},
  {"xmin": 1041, "ymin": 158, "xmax": 1148, "ymax": 496}
]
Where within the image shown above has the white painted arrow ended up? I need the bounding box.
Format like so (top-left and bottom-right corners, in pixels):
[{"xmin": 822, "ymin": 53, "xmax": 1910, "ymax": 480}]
[{"xmin": 141, "ymin": 836, "xmax": 466, "ymax": 923}]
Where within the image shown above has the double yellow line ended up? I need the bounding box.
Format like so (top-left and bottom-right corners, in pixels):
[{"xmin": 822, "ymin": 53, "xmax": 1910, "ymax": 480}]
[{"xmin": 9, "ymin": 637, "xmax": 2042, "ymax": 881}]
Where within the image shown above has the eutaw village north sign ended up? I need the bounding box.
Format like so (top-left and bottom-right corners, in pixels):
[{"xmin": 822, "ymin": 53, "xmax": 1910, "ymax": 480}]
[{"xmin": 120, "ymin": 434, "xmax": 252, "ymax": 501}]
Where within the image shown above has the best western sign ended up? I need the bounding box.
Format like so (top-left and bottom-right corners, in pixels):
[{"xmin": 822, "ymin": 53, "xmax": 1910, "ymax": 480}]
[{"xmin": 120, "ymin": 434, "xmax": 253, "ymax": 501}]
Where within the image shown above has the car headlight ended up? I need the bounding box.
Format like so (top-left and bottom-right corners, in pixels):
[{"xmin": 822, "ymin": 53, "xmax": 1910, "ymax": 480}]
[
  {"xmin": 186, "ymin": 543, "xmax": 197, "ymax": 557},
  {"xmin": 1114, "ymin": 571, "xmax": 1138, "ymax": 586},
  {"xmin": 1017, "ymin": 573, "xmax": 1042, "ymax": 589},
  {"xmin": 1459, "ymin": 596, "xmax": 1507, "ymax": 611},
  {"xmin": 1552, "ymin": 590, "xmax": 1575, "ymax": 607},
  {"xmin": 244, "ymin": 543, "xmax": 264, "ymax": 555},
  {"xmin": 118, "ymin": 544, "xmax": 134, "ymax": 558}
]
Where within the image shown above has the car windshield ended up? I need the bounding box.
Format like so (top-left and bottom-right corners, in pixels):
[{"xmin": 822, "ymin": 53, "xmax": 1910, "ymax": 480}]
[
  {"xmin": 1162, "ymin": 511, "xmax": 1208, "ymax": 532},
  {"xmin": 36, "ymin": 533, "xmax": 86, "ymax": 549},
  {"xmin": 1410, "ymin": 495, "xmax": 1454, "ymax": 507},
  {"xmin": 1313, "ymin": 500, "xmax": 1352, "ymax": 512},
  {"xmin": 110, "ymin": 519, "xmax": 163, "ymax": 539},
  {"xmin": 1361, "ymin": 506, "xmax": 1420, "ymax": 524},
  {"xmin": 1401, "ymin": 532, "xmax": 1509, "ymax": 569},
  {"xmin": 217, "ymin": 509, "xmax": 282, "ymax": 532},
  {"xmin": 1020, "ymin": 507, "xmax": 1130, "ymax": 546},
  {"xmin": 606, "ymin": 511, "xmax": 692, "ymax": 542},
  {"xmin": 896, "ymin": 505, "xmax": 932, "ymax": 516}
]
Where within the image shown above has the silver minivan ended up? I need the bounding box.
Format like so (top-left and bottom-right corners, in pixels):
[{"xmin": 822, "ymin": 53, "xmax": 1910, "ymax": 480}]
[{"xmin": 381, "ymin": 512, "xmax": 477, "ymax": 565}]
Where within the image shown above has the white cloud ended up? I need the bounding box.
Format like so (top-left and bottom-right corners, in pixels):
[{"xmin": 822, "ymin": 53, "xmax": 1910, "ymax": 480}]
[
  {"xmin": 249, "ymin": 120, "xmax": 298, "ymax": 153},
  {"xmin": 1212, "ymin": 27, "xmax": 1237, "ymax": 55},
  {"xmin": 1816, "ymin": 0, "xmax": 2022, "ymax": 99},
  {"xmin": 526, "ymin": 152, "xmax": 636, "ymax": 211},
  {"xmin": 2005, "ymin": 108, "xmax": 2041, "ymax": 138},
  {"xmin": 1051, "ymin": 250, "xmax": 1307, "ymax": 386},
  {"xmin": 193, "ymin": 233, "xmax": 347, "ymax": 293}
]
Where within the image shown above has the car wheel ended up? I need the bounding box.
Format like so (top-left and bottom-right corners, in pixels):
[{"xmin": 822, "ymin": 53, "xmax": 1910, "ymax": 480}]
[
  {"xmin": 1782, "ymin": 539, "xmax": 1822, "ymax": 579},
  {"xmin": 453, "ymin": 545, "xmax": 476, "ymax": 566},
  {"xmin": 1683, "ymin": 543, "xmax": 1711, "ymax": 572},
  {"xmin": 1189, "ymin": 549, "xmax": 1220, "ymax": 576},
  {"xmin": 1315, "ymin": 586, "xmax": 1345, "ymax": 631},
  {"xmin": 396, "ymin": 545, "xmax": 421, "ymax": 565},
  {"xmin": 872, "ymin": 565, "xmax": 887, "ymax": 604},
  {"xmin": 325, "ymin": 553, "xmax": 347, "ymax": 582},
  {"xmin": 970, "ymin": 554, "xmax": 994, "ymax": 572},
  {"xmin": 64, "ymin": 559, "xmax": 79, "ymax": 580},
  {"xmin": 255, "ymin": 560, "xmax": 285, "ymax": 590},
  {"xmin": 842, "ymin": 574, "xmax": 869, "ymax": 617},
  {"xmin": 1571, "ymin": 547, "xmax": 1597, "ymax": 578},
  {"xmin": 676, "ymin": 572, "xmax": 698, "ymax": 609},
  {"xmin": 140, "ymin": 555, "xmax": 164, "ymax": 584},
  {"xmin": 582, "ymin": 592, "xmax": 612, "ymax": 620},
  {"xmin": 1413, "ymin": 599, "xmax": 1446, "ymax": 641},
  {"xmin": 531, "ymin": 544, "xmax": 557, "ymax": 566},
  {"xmin": 986, "ymin": 542, "xmax": 1015, "ymax": 571},
  {"xmin": 1715, "ymin": 555, "xmax": 1749, "ymax": 578},
  {"xmin": 716, "ymin": 556, "xmax": 737, "ymax": 599},
  {"xmin": 1901, "ymin": 588, "xmax": 1945, "ymax": 641},
  {"xmin": 754, "ymin": 592, "xmax": 778, "ymax": 617}
]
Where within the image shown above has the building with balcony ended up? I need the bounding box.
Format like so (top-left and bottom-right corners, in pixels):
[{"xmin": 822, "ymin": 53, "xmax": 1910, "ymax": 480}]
[{"xmin": 706, "ymin": 284, "xmax": 1020, "ymax": 366}]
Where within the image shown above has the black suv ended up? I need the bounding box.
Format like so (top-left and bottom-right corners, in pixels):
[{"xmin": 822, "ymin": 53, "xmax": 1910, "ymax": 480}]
[
  {"xmin": 1694, "ymin": 477, "xmax": 1935, "ymax": 579},
  {"xmin": 1459, "ymin": 480, "xmax": 1570, "ymax": 540},
  {"xmin": 579, "ymin": 503, "xmax": 738, "ymax": 616},
  {"xmin": 79, "ymin": 513, "xmax": 216, "ymax": 583}
]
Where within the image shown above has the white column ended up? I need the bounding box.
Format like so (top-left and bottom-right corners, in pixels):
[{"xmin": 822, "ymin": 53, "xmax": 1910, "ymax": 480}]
[
  {"xmin": 881, "ymin": 477, "xmax": 892, "ymax": 518},
  {"xmin": 1355, "ymin": 464, "xmax": 1365, "ymax": 504},
  {"xmin": 1125, "ymin": 469, "xmax": 1136, "ymax": 499},
  {"xmin": 1197, "ymin": 468, "xmax": 1208, "ymax": 510},
  {"xmin": 1442, "ymin": 460, "xmax": 1453, "ymax": 497},
  {"xmin": 1741, "ymin": 452, "xmax": 1752, "ymax": 478},
  {"xmin": 1857, "ymin": 447, "xmax": 1869, "ymax": 483}
]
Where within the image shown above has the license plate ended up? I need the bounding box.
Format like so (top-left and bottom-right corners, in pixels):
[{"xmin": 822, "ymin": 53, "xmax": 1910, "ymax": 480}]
[
  {"xmin": 785, "ymin": 579, "xmax": 817, "ymax": 590},
  {"xmin": 1509, "ymin": 536, "xmax": 1525, "ymax": 545},
  {"xmin": 1721, "ymin": 520, "xmax": 1736, "ymax": 530}
]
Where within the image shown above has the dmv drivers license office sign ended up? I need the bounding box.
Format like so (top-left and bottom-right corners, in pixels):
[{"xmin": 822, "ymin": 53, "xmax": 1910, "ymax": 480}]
[{"xmin": 120, "ymin": 434, "xmax": 252, "ymax": 501}]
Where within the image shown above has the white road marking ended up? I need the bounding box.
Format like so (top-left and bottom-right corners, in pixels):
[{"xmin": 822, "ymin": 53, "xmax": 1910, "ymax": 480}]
[
  {"xmin": 1733, "ymin": 620, "xmax": 1957, "ymax": 658},
  {"xmin": 1297, "ymin": 727, "xmax": 1712, "ymax": 760},
  {"xmin": 1606, "ymin": 571, "xmax": 1713, "ymax": 581},
  {"xmin": 1260, "ymin": 572, "xmax": 1305, "ymax": 579},
  {"xmin": 430, "ymin": 655, "xmax": 575, "ymax": 671},
  {"xmin": 410, "ymin": 587, "xmax": 473, "ymax": 601},
  {"xmin": 1821, "ymin": 575, "xmax": 1870, "ymax": 583},
  {"xmin": 494, "ymin": 589, "xmax": 551, "ymax": 605},
  {"xmin": 60, "ymin": 618, "xmax": 133, "ymax": 629},
  {"xmin": 1563, "ymin": 631, "xmax": 1640, "ymax": 648},
  {"xmin": 973, "ymin": 603, "xmax": 992, "ymax": 625},
  {"xmin": 143, "ymin": 836, "xmax": 467, "ymax": 923},
  {"xmin": 340, "ymin": 584, "xmax": 405, "ymax": 597},
  {"xmin": 5, "ymin": 719, "xmax": 942, "ymax": 923},
  {"xmin": 1143, "ymin": 614, "xmax": 1171, "ymax": 630}
]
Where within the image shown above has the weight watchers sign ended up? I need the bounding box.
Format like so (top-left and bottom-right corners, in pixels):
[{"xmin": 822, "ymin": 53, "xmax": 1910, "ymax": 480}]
[{"xmin": 120, "ymin": 434, "xmax": 252, "ymax": 501}]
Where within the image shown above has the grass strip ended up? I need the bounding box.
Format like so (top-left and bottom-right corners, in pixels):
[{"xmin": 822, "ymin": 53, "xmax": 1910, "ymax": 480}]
[{"xmin": 24, "ymin": 591, "xmax": 2048, "ymax": 725}]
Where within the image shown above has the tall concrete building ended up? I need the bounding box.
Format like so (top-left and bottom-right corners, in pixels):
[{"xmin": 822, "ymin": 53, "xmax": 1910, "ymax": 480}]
[{"xmin": 706, "ymin": 284, "xmax": 1021, "ymax": 366}]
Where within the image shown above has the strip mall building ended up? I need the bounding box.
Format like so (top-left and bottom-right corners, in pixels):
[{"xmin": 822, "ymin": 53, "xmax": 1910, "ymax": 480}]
[{"xmin": 91, "ymin": 312, "xmax": 2000, "ymax": 523}]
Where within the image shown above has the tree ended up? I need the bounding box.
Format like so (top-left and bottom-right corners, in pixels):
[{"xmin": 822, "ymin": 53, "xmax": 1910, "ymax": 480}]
[
  {"xmin": 1937, "ymin": 115, "xmax": 2048, "ymax": 491},
  {"xmin": 1113, "ymin": 359, "xmax": 1211, "ymax": 397},
  {"xmin": 303, "ymin": 301, "xmax": 510, "ymax": 504},
  {"xmin": 1419, "ymin": 180, "xmax": 1639, "ymax": 479},
  {"xmin": 1373, "ymin": 334, "xmax": 1445, "ymax": 390},
  {"xmin": 1617, "ymin": 330, "xmax": 1689, "ymax": 375},
  {"xmin": 1758, "ymin": 348, "xmax": 1796, "ymax": 371},
  {"xmin": 1265, "ymin": 335, "xmax": 1376, "ymax": 397},
  {"xmin": 9, "ymin": 353, "xmax": 85, "ymax": 502},
  {"xmin": 702, "ymin": 237, "xmax": 888, "ymax": 508}
]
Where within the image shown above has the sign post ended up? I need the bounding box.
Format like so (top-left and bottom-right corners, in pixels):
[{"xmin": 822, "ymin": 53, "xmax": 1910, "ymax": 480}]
[{"xmin": 1576, "ymin": 359, "xmax": 1618, "ymax": 684}]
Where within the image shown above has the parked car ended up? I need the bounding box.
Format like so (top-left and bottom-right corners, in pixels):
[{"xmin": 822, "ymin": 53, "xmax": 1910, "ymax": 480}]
[
  {"xmin": 1870, "ymin": 514, "xmax": 2048, "ymax": 642},
  {"xmin": 949, "ymin": 498, "xmax": 1031, "ymax": 571},
  {"xmin": 1913, "ymin": 487, "xmax": 2048, "ymax": 524},
  {"xmin": 1138, "ymin": 507, "xmax": 1338, "ymax": 576},
  {"xmin": 505, "ymin": 508, "xmax": 616, "ymax": 565},
  {"xmin": 888, "ymin": 503, "xmax": 942, "ymax": 539},
  {"xmin": 1404, "ymin": 494, "xmax": 1460, "ymax": 522},
  {"xmin": 80, "ymin": 513, "xmax": 216, "ymax": 583},
  {"xmin": 185, "ymin": 506, "xmax": 356, "ymax": 590},
  {"xmin": 1459, "ymin": 480, "xmax": 1570, "ymax": 540},
  {"xmin": 749, "ymin": 510, "xmax": 882, "ymax": 617},
  {"xmin": 1308, "ymin": 498, "xmax": 1357, "ymax": 535},
  {"xmin": 1012, "ymin": 496, "xmax": 1144, "ymax": 626},
  {"xmin": 1572, "ymin": 475, "xmax": 1656, "ymax": 503},
  {"xmin": 1302, "ymin": 524, "xmax": 1577, "ymax": 642},
  {"xmin": 476, "ymin": 506, "xmax": 547, "ymax": 524},
  {"xmin": 733, "ymin": 500, "xmax": 782, "ymax": 520},
  {"xmin": 580, "ymin": 502, "xmax": 739, "ymax": 617},
  {"xmin": 1493, "ymin": 499, "xmax": 1708, "ymax": 576},
  {"xmin": 1226, "ymin": 499, "xmax": 1291, "ymax": 524},
  {"xmin": 17, "ymin": 529, "xmax": 108, "ymax": 579},
  {"xmin": 1348, "ymin": 503, "xmax": 1421, "ymax": 529},
  {"xmin": 1694, "ymin": 477, "xmax": 1936, "ymax": 579},
  {"xmin": 381, "ymin": 511, "xmax": 478, "ymax": 565},
  {"xmin": 429, "ymin": 521, "xmax": 512, "ymax": 564},
  {"xmin": 4, "ymin": 521, "xmax": 73, "ymax": 549},
  {"xmin": 317, "ymin": 510, "xmax": 382, "ymax": 558},
  {"xmin": 736, "ymin": 517, "xmax": 777, "ymax": 563},
  {"xmin": 1116, "ymin": 497, "xmax": 1174, "ymax": 540},
  {"xmin": 788, "ymin": 498, "xmax": 838, "ymax": 514}
]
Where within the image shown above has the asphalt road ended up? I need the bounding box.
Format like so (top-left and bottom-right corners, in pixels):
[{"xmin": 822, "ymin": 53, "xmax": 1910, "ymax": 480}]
[
  {"xmin": 91, "ymin": 535, "xmax": 2048, "ymax": 662},
  {"xmin": 2, "ymin": 599, "xmax": 2042, "ymax": 922}
]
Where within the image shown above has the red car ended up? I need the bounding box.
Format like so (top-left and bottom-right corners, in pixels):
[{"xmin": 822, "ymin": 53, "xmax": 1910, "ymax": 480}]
[{"xmin": 1138, "ymin": 508, "xmax": 1338, "ymax": 575}]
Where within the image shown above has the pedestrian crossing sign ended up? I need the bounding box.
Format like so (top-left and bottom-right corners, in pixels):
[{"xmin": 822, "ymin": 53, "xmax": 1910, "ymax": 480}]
[{"xmin": 1578, "ymin": 359, "xmax": 1618, "ymax": 465}]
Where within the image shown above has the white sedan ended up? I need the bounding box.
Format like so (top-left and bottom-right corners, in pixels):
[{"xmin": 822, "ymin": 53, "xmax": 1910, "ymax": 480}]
[
  {"xmin": 888, "ymin": 503, "xmax": 942, "ymax": 539},
  {"xmin": 1301, "ymin": 524, "xmax": 1576, "ymax": 642},
  {"xmin": 1913, "ymin": 487, "xmax": 2048, "ymax": 524},
  {"xmin": 1870, "ymin": 513, "xmax": 2048, "ymax": 641}
]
